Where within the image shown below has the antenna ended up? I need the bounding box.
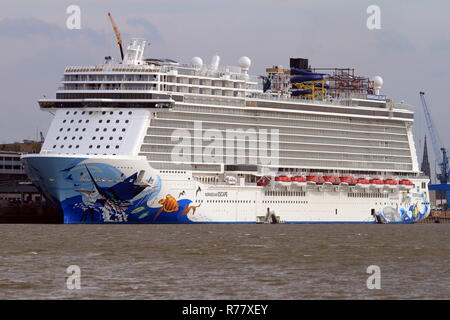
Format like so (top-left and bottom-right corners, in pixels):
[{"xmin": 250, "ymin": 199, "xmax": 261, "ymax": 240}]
[{"xmin": 108, "ymin": 12, "xmax": 124, "ymax": 61}]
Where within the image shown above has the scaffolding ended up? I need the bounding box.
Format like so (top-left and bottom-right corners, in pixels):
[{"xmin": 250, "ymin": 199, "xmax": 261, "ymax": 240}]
[{"xmin": 312, "ymin": 68, "xmax": 374, "ymax": 99}]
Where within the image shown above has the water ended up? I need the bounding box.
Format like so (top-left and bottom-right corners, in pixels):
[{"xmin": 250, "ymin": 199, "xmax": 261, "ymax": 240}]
[{"xmin": 0, "ymin": 224, "xmax": 449, "ymax": 299}]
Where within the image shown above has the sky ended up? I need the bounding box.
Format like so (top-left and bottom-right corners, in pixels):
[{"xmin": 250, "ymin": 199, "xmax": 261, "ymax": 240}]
[{"xmin": 0, "ymin": 0, "xmax": 450, "ymax": 178}]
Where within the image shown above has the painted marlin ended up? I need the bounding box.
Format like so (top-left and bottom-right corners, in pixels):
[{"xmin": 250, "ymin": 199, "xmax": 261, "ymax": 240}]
[{"xmin": 82, "ymin": 165, "xmax": 148, "ymax": 207}]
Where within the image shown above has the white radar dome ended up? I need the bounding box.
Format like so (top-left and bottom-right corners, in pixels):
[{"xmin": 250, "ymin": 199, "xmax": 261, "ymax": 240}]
[
  {"xmin": 191, "ymin": 56, "xmax": 203, "ymax": 69},
  {"xmin": 238, "ymin": 56, "xmax": 251, "ymax": 71},
  {"xmin": 373, "ymin": 76, "xmax": 383, "ymax": 88}
]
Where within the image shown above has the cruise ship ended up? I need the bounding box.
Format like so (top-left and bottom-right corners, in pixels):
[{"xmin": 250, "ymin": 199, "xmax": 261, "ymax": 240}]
[{"xmin": 22, "ymin": 38, "xmax": 430, "ymax": 223}]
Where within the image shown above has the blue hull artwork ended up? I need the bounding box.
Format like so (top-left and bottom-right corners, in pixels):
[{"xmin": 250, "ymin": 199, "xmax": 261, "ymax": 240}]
[
  {"xmin": 376, "ymin": 190, "xmax": 430, "ymax": 223},
  {"xmin": 23, "ymin": 156, "xmax": 195, "ymax": 224}
]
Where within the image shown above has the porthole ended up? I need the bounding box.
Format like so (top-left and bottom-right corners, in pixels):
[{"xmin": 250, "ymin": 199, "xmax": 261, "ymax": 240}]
[
  {"xmin": 53, "ymin": 145, "xmax": 56, "ymax": 148},
  {"xmin": 112, "ymin": 128, "xmax": 117, "ymax": 132},
  {"xmin": 68, "ymin": 145, "xmax": 72, "ymax": 149},
  {"xmin": 99, "ymin": 120, "xmax": 103, "ymax": 123},
  {"xmin": 106, "ymin": 145, "xmax": 110, "ymax": 149},
  {"xmin": 66, "ymin": 111, "xmax": 69, "ymax": 115},
  {"xmin": 100, "ymin": 137, "xmax": 104, "ymax": 140},
  {"xmin": 110, "ymin": 111, "xmax": 113, "ymax": 115},
  {"xmin": 71, "ymin": 137, "xmax": 75, "ymax": 140},
  {"xmin": 89, "ymin": 111, "xmax": 93, "ymax": 115},
  {"xmin": 122, "ymin": 128, "xmax": 126, "ymax": 132},
  {"xmin": 125, "ymin": 120, "xmax": 129, "ymax": 123},
  {"xmin": 86, "ymin": 120, "xmax": 89, "ymax": 123},
  {"xmin": 103, "ymin": 128, "xmax": 107, "ymax": 132},
  {"xmin": 128, "ymin": 111, "xmax": 132, "ymax": 115},
  {"xmin": 102, "ymin": 112, "xmax": 106, "ymax": 115},
  {"xmin": 115, "ymin": 145, "xmax": 119, "ymax": 149},
  {"xmin": 82, "ymin": 111, "xmax": 85, "ymax": 115},
  {"xmin": 63, "ymin": 120, "xmax": 67, "ymax": 123},
  {"xmin": 63, "ymin": 137, "xmax": 67, "ymax": 140},
  {"xmin": 59, "ymin": 128, "xmax": 63, "ymax": 132},
  {"xmin": 89, "ymin": 145, "xmax": 93, "ymax": 149},
  {"xmin": 76, "ymin": 145, "xmax": 79, "ymax": 148},
  {"xmin": 75, "ymin": 128, "xmax": 79, "ymax": 132},
  {"xmin": 56, "ymin": 137, "xmax": 60, "ymax": 140},
  {"xmin": 95, "ymin": 128, "xmax": 99, "ymax": 132},
  {"xmin": 97, "ymin": 145, "xmax": 100, "ymax": 149},
  {"xmin": 106, "ymin": 120, "xmax": 110, "ymax": 123},
  {"xmin": 118, "ymin": 137, "xmax": 123, "ymax": 140},
  {"xmin": 70, "ymin": 120, "xmax": 74, "ymax": 123},
  {"xmin": 78, "ymin": 120, "xmax": 82, "ymax": 123},
  {"xmin": 79, "ymin": 137, "xmax": 82, "ymax": 140},
  {"xmin": 119, "ymin": 111, "xmax": 123, "ymax": 115},
  {"xmin": 67, "ymin": 128, "xmax": 71, "ymax": 132},
  {"xmin": 74, "ymin": 111, "xmax": 78, "ymax": 115},
  {"xmin": 82, "ymin": 128, "xmax": 86, "ymax": 132},
  {"xmin": 109, "ymin": 137, "xmax": 113, "ymax": 140},
  {"xmin": 116, "ymin": 120, "xmax": 120, "ymax": 123},
  {"xmin": 60, "ymin": 145, "xmax": 64, "ymax": 148},
  {"xmin": 92, "ymin": 137, "xmax": 96, "ymax": 140}
]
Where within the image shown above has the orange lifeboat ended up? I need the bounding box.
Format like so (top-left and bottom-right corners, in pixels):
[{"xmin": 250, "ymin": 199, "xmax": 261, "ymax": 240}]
[
  {"xmin": 307, "ymin": 175, "xmax": 324, "ymax": 185},
  {"xmin": 370, "ymin": 178, "xmax": 384, "ymax": 188},
  {"xmin": 399, "ymin": 179, "xmax": 414, "ymax": 190},
  {"xmin": 291, "ymin": 176, "xmax": 307, "ymax": 188},
  {"xmin": 257, "ymin": 176, "xmax": 271, "ymax": 187},
  {"xmin": 275, "ymin": 175, "xmax": 291, "ymax": 187},
  {"xmin": 340, "ymin": 176, "xmax": 357, "ymax": 186},
  {"xmin": 383, "ymin": 178, "xmax": 398, "ymax": 189},
  {"xmin": 356, "ymin": 177, "xmax": 370, "ymax": 188},
  {"xmin": 324, "ymin": 176, "xmax": 341, "ymax": 185}
]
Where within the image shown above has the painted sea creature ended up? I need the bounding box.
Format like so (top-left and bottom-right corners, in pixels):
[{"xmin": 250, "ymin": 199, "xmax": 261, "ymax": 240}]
[
  {"xmin": 131, "ymin": 206, "xmax": 146, "ymax": 214},
  {"xmin": 153, "ymin": 194, "xmax": 201, "ymax": 221},
  {"xmin": 84, "ymin": 165, "xmax": 147, "ymax": 207},
  {"xmin": 138, "ymin": 211, "xmax": 149, "ymax": 219}
]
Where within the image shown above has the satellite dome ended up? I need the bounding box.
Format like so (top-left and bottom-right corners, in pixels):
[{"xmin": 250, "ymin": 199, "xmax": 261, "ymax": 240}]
[
  {"xmin": 191, "ymin": 56, "xmax": 203, "ymax": 69},
  {"xmin": 373, "ymin": 76, "xmax": 383, "ymax": 88},
  {"xmin": 238, "ymin": 56, "xmax": 251, "ymax": 71}
]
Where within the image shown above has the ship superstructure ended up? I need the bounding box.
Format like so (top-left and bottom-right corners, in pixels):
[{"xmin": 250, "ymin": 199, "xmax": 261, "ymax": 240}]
[{"xmin": 23, "ymin": 39, "xmax": 430, "ymax": 223}]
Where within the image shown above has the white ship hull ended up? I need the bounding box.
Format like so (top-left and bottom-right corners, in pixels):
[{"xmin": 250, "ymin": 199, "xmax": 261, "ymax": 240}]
[{"xmin": 22, "ymin": 154, "xmax": 430, "ymax": 224}]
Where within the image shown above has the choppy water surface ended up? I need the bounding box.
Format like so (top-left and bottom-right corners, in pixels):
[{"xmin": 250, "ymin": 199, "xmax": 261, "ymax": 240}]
[{"xmin": 0, "ymin": 224, "xmax": 449, "ymax": 299}]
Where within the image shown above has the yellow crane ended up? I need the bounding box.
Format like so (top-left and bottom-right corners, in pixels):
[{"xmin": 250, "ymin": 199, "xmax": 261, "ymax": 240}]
[{"xmin": 108, "ymin": 12, "xmax": 124, "ymax": 61}]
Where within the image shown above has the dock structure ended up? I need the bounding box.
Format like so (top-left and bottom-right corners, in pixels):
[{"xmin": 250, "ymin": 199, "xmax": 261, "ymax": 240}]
[{"xmin": 418, "ymin": 211, "xmax": 450, "ymax": 223}]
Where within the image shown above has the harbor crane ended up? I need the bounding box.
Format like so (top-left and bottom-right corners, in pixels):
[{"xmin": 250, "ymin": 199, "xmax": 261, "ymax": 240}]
[
  {"xmin": 108, "ymin": 12, "xmax": 124, "ymax": 61},
  {"xmin": 420, "ymin": 91, "xmax": 450, "ymax": 209},
  {"xmin": 419, "ymin": 92, "xmax": 449, "ymax": 184}
]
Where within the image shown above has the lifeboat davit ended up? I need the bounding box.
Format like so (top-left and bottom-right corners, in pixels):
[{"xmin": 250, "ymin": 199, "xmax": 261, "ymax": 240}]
[
  {"xmin": 369, "ymin": 178, "xmax": 383, "ymax": 188},
  {"xmin": 340, "ymin": 176, "xmax": 357, "ymax": 186},
  {"xmin": 324, "ymin": 176, "xmax": 341, "ymax": 185},
  {"xmin": 275, "ymin": 175, "xmax": 291, "ymax": 187},
  {"xmin": 291, "ymin": 176, "xmax": 307, "ymax": 188},
  {"xmin": 383, "ymin": 178, "xmax": 398, "ymax": 189},
  {"xmin": 399, "ymin": 179, "xmax": 414, "ymax": 190},
  {"xmin": 257, "ymin": 176, "xmax": 271, "ymax": 187},
  {"xmin": 306, "ymin": 175, "xmax": 325, "ymax": 185}
]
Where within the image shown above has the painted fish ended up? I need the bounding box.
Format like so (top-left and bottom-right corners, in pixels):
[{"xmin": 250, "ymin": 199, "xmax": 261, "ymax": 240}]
[
  {"xmin": 131, "ymin": 206, "xmax": 146, "ymax": 214},
  {"xmin": 138, "ymin": 211, "xmax": 149, "ymax": 219}
]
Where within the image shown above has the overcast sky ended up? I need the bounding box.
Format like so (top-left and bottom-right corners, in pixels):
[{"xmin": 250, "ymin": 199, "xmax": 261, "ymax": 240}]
[{"xmin": 1, "ymin": 0, "xmax": 450, "ymax": 175}]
